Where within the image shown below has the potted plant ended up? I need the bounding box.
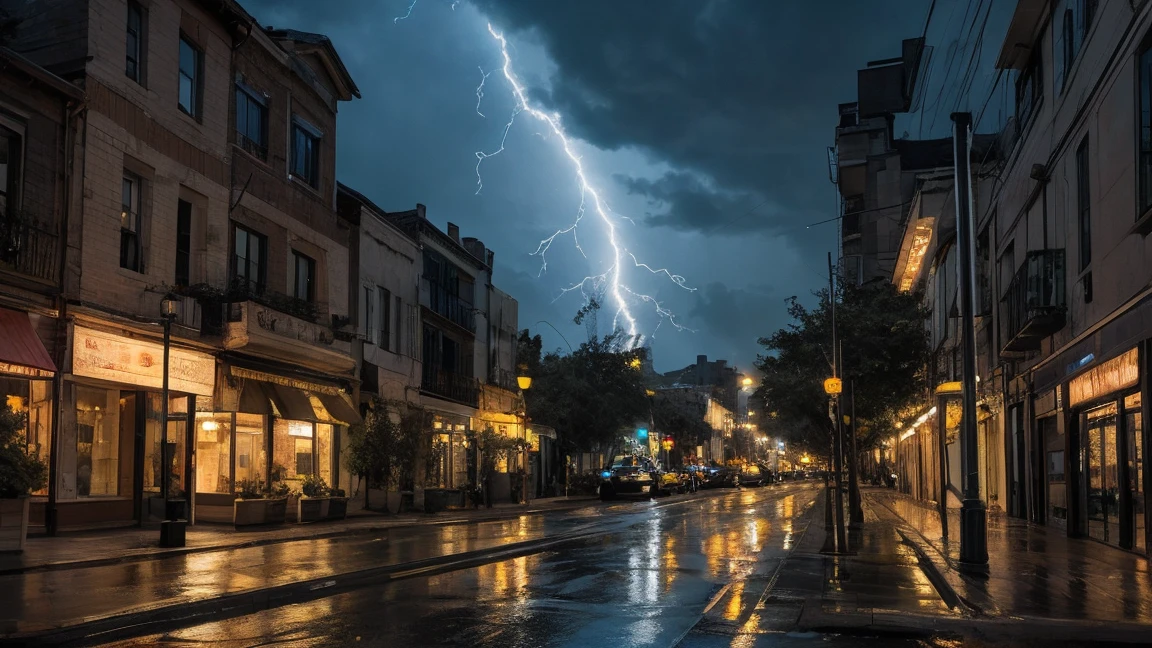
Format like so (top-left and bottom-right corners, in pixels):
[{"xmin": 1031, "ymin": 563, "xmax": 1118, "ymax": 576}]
[
  {"xmin": 0, "ymin": 406, "xmax": 47, "ymax": 552},
  {"xmin": 265, "ymin": 480, "xmax": 292, "ymax": 524},
  {"xmin": 297, "ymin": 474, "xmax": 330, "ymax": 523},
  {"xmin": 327, "ymin": 487, "xmax": 348, "ymax": 520},
  {"xmin": 232, "ymin": 478, "xmax": 269, "ymax": 527}
]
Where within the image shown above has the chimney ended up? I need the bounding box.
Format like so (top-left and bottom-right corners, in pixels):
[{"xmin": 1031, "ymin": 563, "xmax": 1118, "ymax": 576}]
[
  {"xmin": 447, "ymin": 222, "xmax": 460, "ymax": 243},
  {"xmin": 416, "ymin": 203, "xmax": 427, "ymax": 219}
]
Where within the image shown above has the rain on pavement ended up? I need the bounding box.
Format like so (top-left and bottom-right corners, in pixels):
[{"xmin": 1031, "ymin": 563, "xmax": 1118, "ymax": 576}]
[{"xmin": 91, "ymin": 483, "xmax": 889, "ymax": 648}]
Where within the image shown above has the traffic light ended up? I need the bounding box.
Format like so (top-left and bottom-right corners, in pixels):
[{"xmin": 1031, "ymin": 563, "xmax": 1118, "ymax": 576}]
[{"xmin": 637, "ymin": 428, "xmax": 648, "ymax": 439}]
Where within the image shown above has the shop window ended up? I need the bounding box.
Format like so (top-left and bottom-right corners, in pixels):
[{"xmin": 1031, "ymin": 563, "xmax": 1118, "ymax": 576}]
[
  {"xmin": 2, "ymin": 378, "xmax": 53, "ymax": 496},
  {"xmin": 76, "ymin": 387, "xmax": 121, "ymax": 497},
  {"xmin": 274, "ymin": 419, "xmax": 314, "ymax": 484},
  {"xmin": 195, "ymin": 413, "xmax": 232, "ymax": 494},
  {"xmin": 235, "ymin": 413, "xmax": 267, "ymax": 486}
]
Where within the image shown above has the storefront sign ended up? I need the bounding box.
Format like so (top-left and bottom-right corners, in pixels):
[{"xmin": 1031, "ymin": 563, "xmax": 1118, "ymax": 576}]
[
  {"xmin": 72, "ymin": 326, "xmax": 215, "ymax": 396},
  {"xmin": 1068, "ymin": 348, "xmax": 1138, "ymax": 408}
]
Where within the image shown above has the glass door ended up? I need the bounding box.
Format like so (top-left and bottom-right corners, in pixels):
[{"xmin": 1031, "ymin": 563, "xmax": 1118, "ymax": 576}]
[
  {"xmin": 1085, "ymin": 403, "xmax": 1120, "ymax": 545},
  {"xmin": 1124, "ymin": 393, "xmax": 1145, "ymax": 552}
]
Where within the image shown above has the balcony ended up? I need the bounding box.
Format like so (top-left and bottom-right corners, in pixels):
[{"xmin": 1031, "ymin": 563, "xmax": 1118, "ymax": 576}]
[
  {"xmin": 1000, "ymin": 249, "xmax": 1067, "ymax": 357},
  {"xmin": 421, "ymin": 277, "xmax": 476, "ymax": 333},
  {"xmin": 422, "ymin": 366, "xmax": 480, "ymax": 408},
  {"xmin": 0, "ymin": 211, "xmax": 59, "ymax": 286},
  {"xmin": 488, "ymin": 367, "xmax": 520, "ymax": 392}
]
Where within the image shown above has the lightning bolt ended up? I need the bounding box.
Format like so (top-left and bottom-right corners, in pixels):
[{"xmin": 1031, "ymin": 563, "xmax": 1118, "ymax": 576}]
[
  {"xmin": 477, "ymin": 24, "xmax": 695, "ymax": 346},
  {"xmin": 474, "ymin": 67, "xmax": 491, "ymax": 118},
  {"xmin": 393, "ymin": 0, "xmax": 418, "ymax": 23}
]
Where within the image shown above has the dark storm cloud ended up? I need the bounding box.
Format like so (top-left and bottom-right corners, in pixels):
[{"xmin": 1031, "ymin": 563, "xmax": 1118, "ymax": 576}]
[
  {"xmin": 471, "ymin": 0, "xmax": 924, "ymax": 239},
  {"xmin": 615, "ymin": 171, "xmax": 773, "ymax": 234},
  {"xmin": 685, "ymin": 282, "xmax": 781, "ymax": 371}
]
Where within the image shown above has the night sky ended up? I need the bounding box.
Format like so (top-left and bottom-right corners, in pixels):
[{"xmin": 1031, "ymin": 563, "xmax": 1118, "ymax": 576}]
[{"xmin": 242, "ymin": 0, "xmax": 1013, "ymax": 374}]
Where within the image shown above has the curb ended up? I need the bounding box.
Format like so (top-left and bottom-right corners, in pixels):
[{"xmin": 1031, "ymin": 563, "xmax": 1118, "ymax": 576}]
[{"xmin": 0, "ymin": 498, "xmax": 601, "ymax": 577}]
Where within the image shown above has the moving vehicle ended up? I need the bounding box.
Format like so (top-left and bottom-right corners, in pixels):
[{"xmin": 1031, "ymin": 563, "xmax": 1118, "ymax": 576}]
[{"xmin": 739, "ymin": 464, "xmax": 766, "ymax": 487}]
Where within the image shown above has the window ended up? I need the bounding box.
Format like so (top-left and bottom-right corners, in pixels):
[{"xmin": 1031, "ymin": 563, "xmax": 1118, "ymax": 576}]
[
  {"xmin": 395, "ymin": 295, "xmax": 403, "ymax": 355},
  {"xmin": 378, "ymin": 287, "xmax": 391, "ymax": 350},
  {"xmin": 363, "ymin": 286, "xmax": 374, "ymax": 343},
  {"xmin": 178, "ymin": 36, "xmax": 202, "ymax": 118},
  {"xmin": 1076, "ymin": 137, "xmax": 1091, "ymax": 271},
  {"xmin": 0, "ymin": 120, "xmax": 21, "ymax": 218},
  {"xmin": 291, "ymin": 118, "xmax": 320, "ymax": 188},
  {"xmin": 235, "ymin": 84, "xmax": 267, "ymax": 160},
  {"xmin": 1016, "ymin": 55, "xmax": 1041, "ymax": 129},
  {"xmin": 175, "ymin": 199, "xmax": 192, "ymax": 286},
  {"xmin": 233, "ymin": 225, "xmax": 267, "ymax": 293},
  {"xmin": 1055, "ymin": 0, "xmax": 1098, "ymax": 94},
  {"xmin": 120, "ymin": 173, "xmax": 142, "ymax": 272},
  {"xmin": 76, "ymin": 387, "xmax": 121, "ymax": 497},
  {"xmin": 293, "ymin": 251, "xmax": 315, "ymax": 302},
  {"xmin": 125, "ymin": 1, "xmax": 145, "ymax": 84}
]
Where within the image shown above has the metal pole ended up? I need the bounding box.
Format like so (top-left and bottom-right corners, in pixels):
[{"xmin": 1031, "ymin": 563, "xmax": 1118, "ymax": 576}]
[
  {"xmin": 951, "ymin": 112, "xmax": 988, "ymax": 573},
  {"xmin": 160, "ymin": 315, "xmax": 171, "ymax": 514},
  {"xmin": 849, "ymin": 380, "xmax": 863, "ymax": 529},
  {"xmin": 937, "ymin": 392, "xmax": 950, "ymax": 540},
  {"xmin": 828, "ymin": 252, "xmax": 847, "ymax": 552}
]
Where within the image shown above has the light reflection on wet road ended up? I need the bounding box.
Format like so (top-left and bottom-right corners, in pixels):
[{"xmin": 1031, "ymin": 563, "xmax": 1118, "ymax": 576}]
[{"xmin": 101, "ymin": 484, "xmax": 823, "ymax": 647}]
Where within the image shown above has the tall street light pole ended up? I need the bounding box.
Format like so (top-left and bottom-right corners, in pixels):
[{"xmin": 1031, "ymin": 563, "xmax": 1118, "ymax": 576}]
[
  {"xmin": 517, "ymin": 368, "xmax": 532, "ymax": 505},
  {"xmin": 158, "ymin": 296, "xmax": 183, "ymax": 547},
  {"xmin": 951, "ymin": 112, "xmax": 988, "ymax": 574}
]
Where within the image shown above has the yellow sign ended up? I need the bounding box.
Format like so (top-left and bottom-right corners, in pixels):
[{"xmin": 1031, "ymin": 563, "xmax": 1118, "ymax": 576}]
[
  {"xmin": 823, "ymin": 377, "xmax": 842, "ymax": 395},
  {"xmin": 72, "ymin": 326, "xmax": 215, "ymax": 396}
]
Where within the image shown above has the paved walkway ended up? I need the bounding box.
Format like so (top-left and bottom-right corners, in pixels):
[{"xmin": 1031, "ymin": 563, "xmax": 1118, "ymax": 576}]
[
  {"xmin": 868, "ymin": 488, "xmax": 1152, "ymax": 625},
  {"xmin": 1, "ymin": 496, "xmax": 598, "ymax": 575}
]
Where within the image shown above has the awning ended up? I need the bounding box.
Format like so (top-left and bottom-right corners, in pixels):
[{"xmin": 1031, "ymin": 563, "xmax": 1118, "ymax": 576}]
[
  {"xmin": 313, "ymin": 391, "xmax": 361, "ymax": 425},
  {"xmin": 0, "ymin": 308, "xmax": 56, "ymax": 378},
  {"xmin": 268, "ymin": 383, "xmax": 317, "ymax": 421},
  {"xmin": 237, "ymin": 381, "xmax": 274, "ymax": 416}
]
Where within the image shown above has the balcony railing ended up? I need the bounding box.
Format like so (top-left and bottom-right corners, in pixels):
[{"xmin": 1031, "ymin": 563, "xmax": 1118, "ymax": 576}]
[
  {"xmin": 0, "ymin": 211, "xmax": 59, "ymax": 285},
  {"xmin": 488, "ymin": 367, "xmax": 520, "ymax": 392},
  {"xmin": 422, "ymin": 366, "xmax": 480, "ymax": 407},
  {"xmin": 171, "ymin": 278, "xmax": 321, "ymax": 338},
  {"xmin": 423, "ymin": 278, "xmax": 475, "ymax": 332},
  {"xmin": 1000, "ymin": 249, "xmax": 1066, "ymax": 356}
]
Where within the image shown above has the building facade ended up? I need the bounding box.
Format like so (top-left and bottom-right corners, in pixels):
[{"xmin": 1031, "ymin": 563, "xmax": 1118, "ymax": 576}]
[{"xmin": 0, "ymin": 0, "xmax": 362, "ymax": 530}]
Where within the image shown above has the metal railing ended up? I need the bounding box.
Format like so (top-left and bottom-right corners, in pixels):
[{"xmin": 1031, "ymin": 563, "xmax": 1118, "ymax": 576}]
[
  {"xmin": 422, "ymin": 367, "xmax": 480, "ymax": 407},
  {"xmin": 237, "ymin": 133, "xmax": 268, "ymax": 161},
  {"xmin": 488, "ymin": 367, "xmax": 520, "ymax": 392},
  {"xmin": 0, "ymin": 211, "xmax": 59, "ymax": 284},
  {"xmin": 423, "ymin": 277, "xmax": 475, "ymax": 332},
  {"xmin": 1001, "ymin": 249, "xmax": 1066, "ymax": 354}
]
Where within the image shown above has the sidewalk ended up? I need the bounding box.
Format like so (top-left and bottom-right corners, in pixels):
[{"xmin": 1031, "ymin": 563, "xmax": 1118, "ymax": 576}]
[
  {"xmin": 869, "ymin": 488, "xmax": 1152, "ymax": 626},
  {"xmin": 0, "ymin": 495, "xmax": 598, "ymax": 576}
]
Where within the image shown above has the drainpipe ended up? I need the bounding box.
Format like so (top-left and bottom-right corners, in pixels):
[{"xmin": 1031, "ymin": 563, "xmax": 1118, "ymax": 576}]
[{"xmin": 47, "ymin": 98, "xmax": 87, "ymax": 536}]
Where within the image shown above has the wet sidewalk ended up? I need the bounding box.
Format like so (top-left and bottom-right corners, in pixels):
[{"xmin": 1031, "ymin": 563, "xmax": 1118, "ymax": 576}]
[
  {"xmin": 868, "ymin": 488, "xmax": 1152, "ymax": 625},
  {"xmin": 0, "ymin": 496, "xmax": 598, "ymax": 576}
]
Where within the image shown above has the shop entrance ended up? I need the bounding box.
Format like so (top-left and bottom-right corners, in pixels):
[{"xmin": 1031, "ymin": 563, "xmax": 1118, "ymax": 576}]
[{"xmin": 1081, "ymin": 392, "xmax": 1144, "ymax": 551}]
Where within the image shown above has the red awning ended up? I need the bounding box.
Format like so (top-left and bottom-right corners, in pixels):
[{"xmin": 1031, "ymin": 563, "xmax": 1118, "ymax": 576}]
[{"xmin": 0, "ymin": 308, "xmax": 56, "ymax": 378}]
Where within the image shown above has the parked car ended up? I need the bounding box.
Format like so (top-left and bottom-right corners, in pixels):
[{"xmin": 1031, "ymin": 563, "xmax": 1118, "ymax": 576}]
[
  {"xmin": 703, "ymin": 467, "xmax": 740, "ymax": 488},
  {"xmin": 755, "ymin": 463, "xmax": 776, "ymax": 484},
  {"xmin": 599, "ymin": 455, "xmax": 660, "ymax": 501},
  {"xmin": 739, "ymin": 464, "xmax": 766, "ymax": 487}
]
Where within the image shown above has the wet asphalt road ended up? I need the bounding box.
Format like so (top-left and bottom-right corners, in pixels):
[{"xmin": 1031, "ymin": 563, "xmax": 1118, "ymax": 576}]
[{"xmin": 93, "ymin": 483, "xmax": 949, "ymax": 647}]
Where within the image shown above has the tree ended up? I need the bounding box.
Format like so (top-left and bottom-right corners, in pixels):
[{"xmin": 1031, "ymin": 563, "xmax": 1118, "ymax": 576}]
[
  {"xmin": 650, "ymin": 389, "xmax": 711, "ymax": 462},
  {"xmin": 344, "ymin": 398, "xmax": 427, "ymax": 513},
  {"xmin": 519, "ymin": 329, "xmax": 649, "ymax": 457},
  {"xmin": 0, "ymin": 405, "xmax": 46, "ymax": 498},
  {"xmin": 755, "ymin": 281, "xmax": 929, "ymax": 455}
]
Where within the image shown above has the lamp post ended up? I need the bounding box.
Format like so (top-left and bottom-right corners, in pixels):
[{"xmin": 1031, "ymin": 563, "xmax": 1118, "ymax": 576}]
[
  {"xmin": 517, "ymin": 370, "xmax": 532, "ymax": 505},
  {"xmin": 158, "ymin": 295, "xmax": 183, "ymax": 547}
]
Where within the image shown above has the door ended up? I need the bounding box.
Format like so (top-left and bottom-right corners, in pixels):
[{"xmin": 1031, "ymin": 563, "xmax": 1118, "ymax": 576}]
[
  {"xmin": 1010, "ymin": 405, "xmax": 1027, "ymax": 519},
  {"xmin": 1124, "ymin": 392, "xmax": 1145, "ymax": 552},
  {"xmin": 1085, "ymin": 403, "xmax": 1120, "ymax": 545},
  {"xmin": 1040, "ymin": 415, "xmax": 1065, "ymax": 528}
]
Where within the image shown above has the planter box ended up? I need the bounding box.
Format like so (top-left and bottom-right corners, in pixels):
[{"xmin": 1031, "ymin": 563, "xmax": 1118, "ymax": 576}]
[
  {"xmin": 296, "ymin": 496, "xmax": 349, "ymax": 523},
  {"xmin": 326, "ymin": 497, "xmax": 348, "ymax": 520},
  {"xmin": 0, "ymin": 498, "xmax": 30, "ymax": 552},
  {"xmin": 233, "ymin": 497, "xmax": 288, "ymax": 527}
]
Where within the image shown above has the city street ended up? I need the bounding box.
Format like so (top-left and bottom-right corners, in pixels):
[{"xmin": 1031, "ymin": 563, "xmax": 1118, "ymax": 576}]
[{"xmin": 83, "ymin": 484, "xmax": 850, "ymax": 647}]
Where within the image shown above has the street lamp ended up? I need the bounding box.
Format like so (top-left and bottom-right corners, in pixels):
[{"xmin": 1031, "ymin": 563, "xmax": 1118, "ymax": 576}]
[
  {"xmin": 517, "ymin": 366, "xmax": 531, "ymax": 504},
  {"xmin": 158, "ymin": 295, "xmax": 183, "ymax": 548}
]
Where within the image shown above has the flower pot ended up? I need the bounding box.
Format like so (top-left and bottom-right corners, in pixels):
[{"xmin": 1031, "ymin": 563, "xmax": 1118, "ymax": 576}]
[
  {"xmin": 265, "ymin": 497, "xmax": 288, "ymax": 524},
  {"xmin": 297, "ymin": 496, "xmax": 327, "ymax": 523},
  {"xmin": 233, "ymin": 498, "xmax": 268, "ymax": 527},
  {"xmin": 326, "ymin": 497, "xmax": 348, "ymax": 520},
  {"xmin": 0, "ymin": 498, "xmax": 31, "ymax": 552}
]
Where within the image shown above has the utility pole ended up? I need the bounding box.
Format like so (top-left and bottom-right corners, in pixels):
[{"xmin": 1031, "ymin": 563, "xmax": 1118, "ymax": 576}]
[{"xmin": 951, "ymin": 112, "xmax": 988, "ymax": 574}]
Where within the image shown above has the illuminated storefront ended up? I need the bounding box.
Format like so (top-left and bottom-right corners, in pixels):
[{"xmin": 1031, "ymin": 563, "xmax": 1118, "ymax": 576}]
[
  {"xmin": 193, "ymin": 363, "xmax": 359, "ymax": 523},
  {"xmin": 54, "ymin": 324, "xmax": 215, "ymax": 528},
  {"xmin": 0, "ymin": 308, "xmax": 58, "ymax": 505}
]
